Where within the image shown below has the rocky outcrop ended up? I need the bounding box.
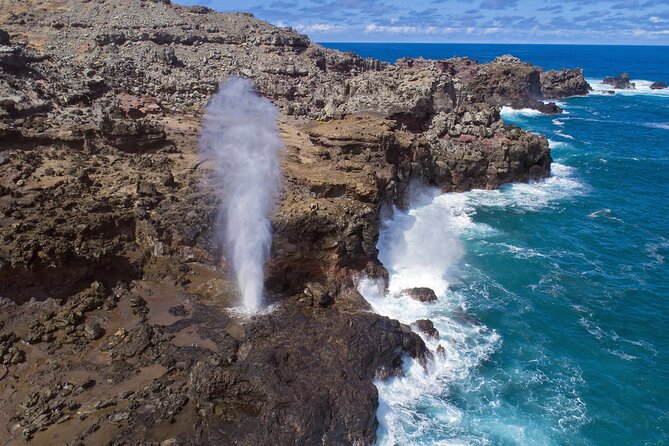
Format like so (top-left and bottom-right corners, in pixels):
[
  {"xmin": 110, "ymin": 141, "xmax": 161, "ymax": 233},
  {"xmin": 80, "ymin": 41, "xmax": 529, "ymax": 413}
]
[
  {"xmin": 541, "ymin": 68, "xmax": 591, "ymax": 98},
  {"xmin": 190, "ymin": 301, "xmax": 428, "ymax": 445},
  {"xmin": 413, "ymin": 319, "xmax": 440, "ymax": 339},
  {"xmin": 603, "ymin": 73, "xmax": 635, "ymax": 89},
  {"xmin": 441, "ymin": 55, "xmax": 558, "ymax": 113},
  {"xmin": 650, "ymin": 81, "xmax": 667, "ymax": 90},
  {"xmin": 403, "ymin": 287, "xmax": 438, "ymax": 302},
  {"xmin": 0, "ymin": 0, "xmax": 574, "ymax": 444}
]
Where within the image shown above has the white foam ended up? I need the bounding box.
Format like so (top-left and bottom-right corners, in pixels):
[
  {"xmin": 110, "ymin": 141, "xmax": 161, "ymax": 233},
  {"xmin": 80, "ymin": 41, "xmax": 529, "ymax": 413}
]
[
  {"xmin": 500, "ymin": 106, "xmax": 543, "ymax": 119},
  {"xmin": 587, "ymin": 208, "xmax": 611, "ymax": 218},
  {"xmin": 555, "ymin": 131, "xmax": 574, "ymax": 140},
  {"xmin": 448, "ymin": 163, "xmax": 586, "ymax": 215},
  {"xmin": 642, "ymin": 122, "xmax": 669, "ymax": 130},
  {"xmin": 645, "ymin": 238, "xmax": 668, "ymax": 265},
  {"xmin": 358, "ymin": 163, "xmax": 587, "ymax": 445},
  {"xmin": 496, "ymin": 242, "xmax": 546, "ymax": 259},
  {"xmin": 587, "ymin": 78, "xmax": 669, "ymax": 97},
  {"xmin": 225, "ymin": 302, "xmax": 280, "ymax": 318},
  {"xmin": 547, "ymin": 139, "xmax": 568, "ymax": 149},
  {"xmin": 544, "ymin": 100, "xmax": 567, "ymax": 108}
]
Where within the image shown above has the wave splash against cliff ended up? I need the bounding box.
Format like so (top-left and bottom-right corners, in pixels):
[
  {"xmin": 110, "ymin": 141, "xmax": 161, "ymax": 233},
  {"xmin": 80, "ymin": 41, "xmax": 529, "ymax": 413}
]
[
  {"xmin": 199, "ymin": 77, "xmax": 284, "ymax": 311},
  {"xmin": 358, "ymin": 163, "xmax": 585, "ymax": 445}
]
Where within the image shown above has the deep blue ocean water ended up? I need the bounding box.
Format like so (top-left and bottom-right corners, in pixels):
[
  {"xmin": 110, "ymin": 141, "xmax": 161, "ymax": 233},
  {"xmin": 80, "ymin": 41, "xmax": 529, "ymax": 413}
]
[{"xmin": 325, "ymin": 43, "xmax": 669, "ymax": 445}]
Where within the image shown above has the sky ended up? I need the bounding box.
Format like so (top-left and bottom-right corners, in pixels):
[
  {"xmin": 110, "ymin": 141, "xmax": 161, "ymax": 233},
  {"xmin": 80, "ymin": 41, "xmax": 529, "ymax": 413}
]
[{"xmin": 175, "ymin": 0, "xmax": 669, "ymax": 45}]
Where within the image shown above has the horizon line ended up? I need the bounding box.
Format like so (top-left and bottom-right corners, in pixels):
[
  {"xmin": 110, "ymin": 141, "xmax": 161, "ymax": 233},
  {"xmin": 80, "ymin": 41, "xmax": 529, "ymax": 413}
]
[{"xmin": 317, "ymin": 41, "xmax": 669, "ymax": 47}]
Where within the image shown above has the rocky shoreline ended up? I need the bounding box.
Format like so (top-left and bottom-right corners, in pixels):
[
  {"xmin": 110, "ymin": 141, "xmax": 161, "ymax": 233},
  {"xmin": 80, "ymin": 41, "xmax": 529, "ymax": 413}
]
[{"xmin": 0, "ymin": 1, "xmax": 591, "ymax": 444}]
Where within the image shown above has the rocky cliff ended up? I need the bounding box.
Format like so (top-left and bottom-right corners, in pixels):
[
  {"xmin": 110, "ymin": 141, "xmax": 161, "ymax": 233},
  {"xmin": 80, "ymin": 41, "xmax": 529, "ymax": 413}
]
[{"xmin": 0, "ymin": 1, "xmax": 589, "ymax": 444}]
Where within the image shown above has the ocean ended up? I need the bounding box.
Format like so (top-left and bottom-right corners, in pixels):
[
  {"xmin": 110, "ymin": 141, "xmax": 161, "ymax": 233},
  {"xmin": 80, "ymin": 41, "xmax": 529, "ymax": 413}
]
[{"xmin": 322, "ymin": 43, "xmax": 669, "ymax": 446}]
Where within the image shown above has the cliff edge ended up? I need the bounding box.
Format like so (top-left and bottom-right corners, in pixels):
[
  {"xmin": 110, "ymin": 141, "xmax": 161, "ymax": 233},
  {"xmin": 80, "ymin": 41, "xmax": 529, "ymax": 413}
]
[{"xmin": 0, "ymin": 1, "xmax": 588, "ymax": 444}]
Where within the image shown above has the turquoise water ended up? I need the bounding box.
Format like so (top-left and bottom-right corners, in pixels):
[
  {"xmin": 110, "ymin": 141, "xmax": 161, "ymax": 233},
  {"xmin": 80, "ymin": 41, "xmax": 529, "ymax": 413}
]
[{"xmin": 335, "ymin": 43, "xmax": 669, "ymax": 445}]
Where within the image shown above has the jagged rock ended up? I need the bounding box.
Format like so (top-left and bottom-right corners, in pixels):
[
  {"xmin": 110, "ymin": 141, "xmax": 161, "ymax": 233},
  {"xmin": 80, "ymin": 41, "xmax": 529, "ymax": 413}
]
[
  {"xmin": 189, "ymin": 301, "xmax": 430, "ymax": 445},
  {"xmin": 413, "ymin": 319, "xmax": 440, "ymax": 339},
  {"xmin": 303, "ymin": 282, "xmax": 333, "ymax": 307},
  {"xmin": 0, "ymin": 332, "xmax": 25, "ymax": 365},
  {"xmin": 650, "ymin": 81, "xmax": 667, "ymax": 90},
  {"xmin": 603, "ymin": 73, "xmax": 635, "ymax": 89},
  {"xmin": 541, "ymin": 68, "xmax": 591, "ymax": 98},
  {"xmin": 0, "ymin": 0, "xmax": 584, "ymax": 443},
  {"xmin": 83, "ymin": 322, "xmax": 104, "ymax": 341},
  {"xmin": 402, "ymin": 287, "xmax": 438, "ymax": 303}
]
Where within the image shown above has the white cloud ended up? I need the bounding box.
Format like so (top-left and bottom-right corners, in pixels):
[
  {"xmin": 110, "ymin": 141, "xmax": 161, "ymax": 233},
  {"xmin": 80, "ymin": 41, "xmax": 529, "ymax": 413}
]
[
  {"xmin": 294, "ymin": 23, "xmax": 346, "ymax": 33},
  {"xmin": 365, "ymin": 24, "xmax": 459, "ymax": 34},
  {"xmin": 649, "ymin": 16, "xmax": 665, "ymax": 23},
  {"xmin": 632, "ymin": 28, "xmax": 669, "ymax": 36}
]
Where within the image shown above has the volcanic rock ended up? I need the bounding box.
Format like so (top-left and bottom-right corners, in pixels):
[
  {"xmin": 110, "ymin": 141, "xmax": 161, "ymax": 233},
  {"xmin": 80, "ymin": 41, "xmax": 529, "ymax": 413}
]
[
  {"xmin": 403, "ymin": 287, "xmax": 438, "ymax": 303},
  {"xmin": 0, "ymin": 29, "xmax": 9, "ymax": 45},
  {"xmin": 0, "ymin": 0, "xmax": 587, "ymax": 443},
  {"xmin": 83, "ymin": 322, "xmax": 105, "ymax": 341},
  {"xmin": 540, "ymin": 68, "xmax": 592, "ymax": 98},
  {"xmin": 650, "ymin": 81, "xmax": 667, "ymax": 90},
  {"xmin": 603, "ymin": 73, "xmax": 635, "ymax": 89},
  {"xmin": 413, "ymin": 319, "xmax": 440, "ymax": 339}
]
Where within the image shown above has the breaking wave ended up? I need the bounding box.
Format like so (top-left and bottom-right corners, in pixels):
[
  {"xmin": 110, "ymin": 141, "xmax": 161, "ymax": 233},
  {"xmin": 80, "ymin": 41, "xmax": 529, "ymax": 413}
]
[{"xmin": 358, "ymin": 161, "xmax": 588, "ymax": 445}]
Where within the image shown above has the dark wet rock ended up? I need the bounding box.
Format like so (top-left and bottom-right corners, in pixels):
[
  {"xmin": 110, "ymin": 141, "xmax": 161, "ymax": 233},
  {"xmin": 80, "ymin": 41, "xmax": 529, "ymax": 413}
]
[
  {"xmin": 0, "ymin": 29, "xmax": 9, "ymax": 45},
  {"xmin": 603, "ymin": 73, "xmax": 635, "ymax": 89},
  {"xmin": 168, "ymin": 305, "xmax": 188, "ymax": 317},
  {"xmin": 413, "ymin": 319, "xmax": 440, "ymax": 339},
  {"xmin": 189, "ymin": 301, "xmax": 430, "ymax": 445},
  {"xmin": 402, "ymin": 287, "xmax": 438, "ymax": 303},
  {"xmin": 650, "ymin": 81, "xmax": 667, "ymax": 90}
]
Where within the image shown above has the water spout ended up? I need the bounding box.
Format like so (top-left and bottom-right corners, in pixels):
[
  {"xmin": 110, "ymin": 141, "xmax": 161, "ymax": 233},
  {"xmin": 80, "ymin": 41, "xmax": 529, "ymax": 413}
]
[{"xmin": 199, "ymin": 77, "xmax": 284, "ymax": 311}]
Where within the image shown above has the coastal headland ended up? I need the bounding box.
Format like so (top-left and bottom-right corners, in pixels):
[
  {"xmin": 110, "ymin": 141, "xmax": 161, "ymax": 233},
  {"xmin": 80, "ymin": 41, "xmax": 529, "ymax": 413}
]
[{"xmin": 0, "ymin": 1, "xmax": 590, "ymax": 444}]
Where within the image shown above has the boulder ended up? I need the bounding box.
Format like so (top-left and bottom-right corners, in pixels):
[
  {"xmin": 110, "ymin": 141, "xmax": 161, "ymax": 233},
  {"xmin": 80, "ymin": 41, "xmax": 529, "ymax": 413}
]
[
  {"xmin": 540, "ymin": 68, "xmax": 591, "ymax": 98},
  {"xmin": 413, "ymin": 319, "xmax": 440, "ymax": 339},
  {"xmin": 402, "ymin": 287, "xmax": 438, "ymax": 303},
  {"xmin": 603, "ymin": 73, "xmax": 635, "ymax": 89}
]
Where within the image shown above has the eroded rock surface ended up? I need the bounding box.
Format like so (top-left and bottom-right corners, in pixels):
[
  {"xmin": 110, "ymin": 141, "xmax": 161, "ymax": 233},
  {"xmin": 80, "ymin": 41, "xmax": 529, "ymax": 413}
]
[
  {"xmin": 0, "ymin": 0, "xmax": 586, "ymax": 444},
  {"xmin": 603, "ymin": 72, "xmax": 635, "ymax": 90},
  {"xmin": 541, "ymin": 68, "xmax": 592, "ymax": 98}
]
